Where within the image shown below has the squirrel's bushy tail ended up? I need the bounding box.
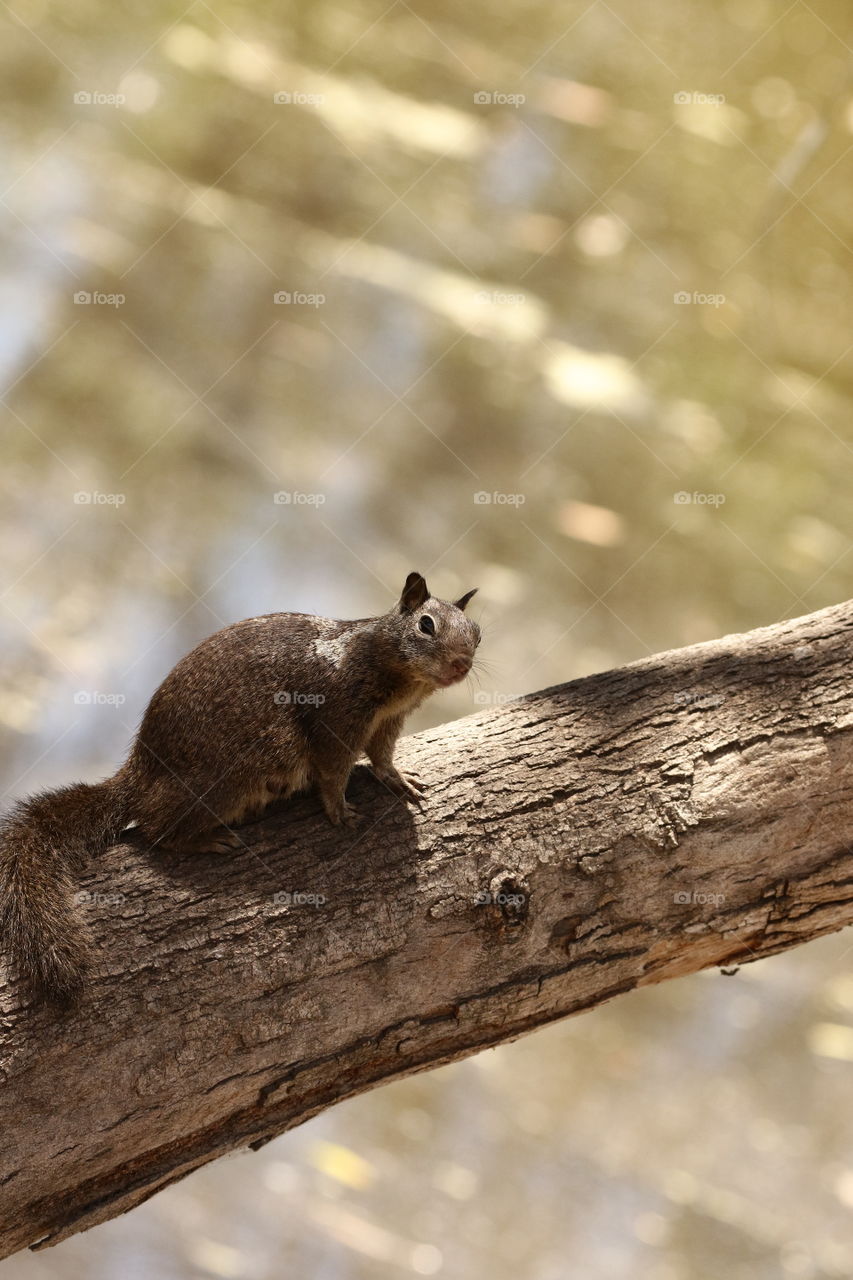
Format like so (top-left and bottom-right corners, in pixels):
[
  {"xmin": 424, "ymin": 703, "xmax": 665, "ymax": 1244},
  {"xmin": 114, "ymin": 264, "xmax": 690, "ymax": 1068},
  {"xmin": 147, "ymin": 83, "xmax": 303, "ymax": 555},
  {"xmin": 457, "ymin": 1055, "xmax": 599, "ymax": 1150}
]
[{"xmin": 0, "ymin": 776, "xmax": 130, "ymax": 1004}]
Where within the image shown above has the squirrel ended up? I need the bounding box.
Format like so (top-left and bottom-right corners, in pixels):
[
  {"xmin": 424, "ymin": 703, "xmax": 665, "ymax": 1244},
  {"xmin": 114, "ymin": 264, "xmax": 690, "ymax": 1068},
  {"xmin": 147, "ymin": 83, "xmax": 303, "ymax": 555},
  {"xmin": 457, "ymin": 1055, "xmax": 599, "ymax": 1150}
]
[{"xmin": 0, "ymin": 571, "xmax": 480, "ymax": 1007}]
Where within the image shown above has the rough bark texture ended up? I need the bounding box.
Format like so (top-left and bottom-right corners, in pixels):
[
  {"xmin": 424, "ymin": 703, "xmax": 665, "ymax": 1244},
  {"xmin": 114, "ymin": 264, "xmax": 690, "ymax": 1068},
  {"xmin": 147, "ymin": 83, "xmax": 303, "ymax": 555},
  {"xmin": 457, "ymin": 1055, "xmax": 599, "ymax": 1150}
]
[{"xmin": 3, "ymin": 599, "xmax": 853, "ymax": 1258}]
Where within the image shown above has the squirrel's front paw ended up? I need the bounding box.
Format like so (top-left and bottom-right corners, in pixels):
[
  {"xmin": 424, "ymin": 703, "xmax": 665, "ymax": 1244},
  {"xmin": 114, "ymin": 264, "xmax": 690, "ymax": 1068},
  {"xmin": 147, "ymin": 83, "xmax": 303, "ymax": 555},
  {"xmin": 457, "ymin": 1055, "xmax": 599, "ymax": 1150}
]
[
  {"xmin": 325, "ymin": 798, "xmax": 362, "ymax": 826},
  {"xmin": 372, "ymin": 766, "xmax": 426, "ymax": 802},
  {"xmin": 397, "ymin": 770, "xmax": 426, "ymax": 800}
]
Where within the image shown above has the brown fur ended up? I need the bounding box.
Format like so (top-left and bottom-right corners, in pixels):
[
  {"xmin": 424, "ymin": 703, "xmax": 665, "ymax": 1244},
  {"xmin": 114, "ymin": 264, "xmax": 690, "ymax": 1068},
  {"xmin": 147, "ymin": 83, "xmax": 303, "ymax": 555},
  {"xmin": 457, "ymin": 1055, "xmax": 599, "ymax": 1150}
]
[{"xmin": 0, "ymin": 572, "xmax": 479, "ymax": 1005}]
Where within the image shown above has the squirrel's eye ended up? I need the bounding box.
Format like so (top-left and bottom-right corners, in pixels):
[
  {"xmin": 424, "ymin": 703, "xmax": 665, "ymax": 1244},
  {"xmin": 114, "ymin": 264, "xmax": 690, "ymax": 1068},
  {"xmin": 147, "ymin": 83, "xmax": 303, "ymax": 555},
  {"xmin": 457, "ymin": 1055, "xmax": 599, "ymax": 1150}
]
[{"xmin": 419, "ymin": 614, "xmax": 435, "ymax": 635}]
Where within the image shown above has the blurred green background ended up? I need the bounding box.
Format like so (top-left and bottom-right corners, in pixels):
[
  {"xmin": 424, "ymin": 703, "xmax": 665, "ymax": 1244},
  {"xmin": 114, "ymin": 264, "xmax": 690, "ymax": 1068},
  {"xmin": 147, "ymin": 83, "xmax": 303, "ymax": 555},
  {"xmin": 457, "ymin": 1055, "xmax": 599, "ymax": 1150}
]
[{"xmin": 2, "ymin": 0, "xmax": 853, "ymax": 1276}]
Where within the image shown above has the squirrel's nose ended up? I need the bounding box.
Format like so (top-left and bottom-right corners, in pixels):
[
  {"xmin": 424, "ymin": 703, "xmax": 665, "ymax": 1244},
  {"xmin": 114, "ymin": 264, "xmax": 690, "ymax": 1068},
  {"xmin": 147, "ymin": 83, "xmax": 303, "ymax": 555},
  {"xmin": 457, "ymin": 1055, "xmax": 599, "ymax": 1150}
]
[{"xmin": 451, "ymin": 656, "xmax": 472, "ymax": 677}]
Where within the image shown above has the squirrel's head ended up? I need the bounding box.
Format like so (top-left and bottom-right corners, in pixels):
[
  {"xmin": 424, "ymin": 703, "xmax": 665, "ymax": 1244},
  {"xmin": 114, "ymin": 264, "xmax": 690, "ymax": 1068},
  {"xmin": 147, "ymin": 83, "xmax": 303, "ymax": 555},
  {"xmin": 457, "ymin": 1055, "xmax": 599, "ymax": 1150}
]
[{"xmin": 393, "ymin": 571, "xmax": 480, "ymax": 690}]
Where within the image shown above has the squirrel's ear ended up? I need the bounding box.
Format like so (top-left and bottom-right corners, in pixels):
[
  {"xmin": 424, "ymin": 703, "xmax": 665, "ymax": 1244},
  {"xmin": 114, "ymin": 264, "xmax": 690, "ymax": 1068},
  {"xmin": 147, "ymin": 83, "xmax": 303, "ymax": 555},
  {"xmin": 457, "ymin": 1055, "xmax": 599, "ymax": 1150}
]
[
  {"xmin": 454, "ymin": 588, "xmax": 478, "ymax": 612},
  {"xmin": 399, "ymin": 572, "xmax": 429, "ymax": 613}
]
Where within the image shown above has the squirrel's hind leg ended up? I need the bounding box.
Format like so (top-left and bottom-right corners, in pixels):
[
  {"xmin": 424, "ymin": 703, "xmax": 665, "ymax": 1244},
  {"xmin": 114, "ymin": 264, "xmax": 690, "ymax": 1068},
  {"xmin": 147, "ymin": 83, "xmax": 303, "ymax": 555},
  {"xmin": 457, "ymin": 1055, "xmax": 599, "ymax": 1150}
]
[
  {"xmin": 135, "ymin": 777, "xmax": 248, "ymax": 855},
  {"xmin": 178, "ymin": 827, "xmax": 243, "ymax": 854},
  {"xmin": 145, "ymin": 819, "xmax": 243, "ymax": 856}
]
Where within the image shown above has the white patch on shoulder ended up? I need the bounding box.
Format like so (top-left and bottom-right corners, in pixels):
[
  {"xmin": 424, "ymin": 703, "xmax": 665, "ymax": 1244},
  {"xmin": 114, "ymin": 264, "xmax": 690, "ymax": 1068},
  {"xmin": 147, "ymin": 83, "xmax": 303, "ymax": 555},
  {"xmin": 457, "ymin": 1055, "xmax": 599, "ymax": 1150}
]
[{"xmin": 314, "ymin": 630, "xmax": 350, "ymax": 667}]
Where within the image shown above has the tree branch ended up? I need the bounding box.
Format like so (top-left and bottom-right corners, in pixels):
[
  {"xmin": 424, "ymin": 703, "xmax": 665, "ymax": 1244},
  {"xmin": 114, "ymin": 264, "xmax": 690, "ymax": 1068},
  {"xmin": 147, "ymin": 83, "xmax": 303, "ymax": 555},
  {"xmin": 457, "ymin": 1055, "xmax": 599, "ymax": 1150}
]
[{"xmin": 4, "ymin": 599, "xmax": 853, "ymax": 1257}]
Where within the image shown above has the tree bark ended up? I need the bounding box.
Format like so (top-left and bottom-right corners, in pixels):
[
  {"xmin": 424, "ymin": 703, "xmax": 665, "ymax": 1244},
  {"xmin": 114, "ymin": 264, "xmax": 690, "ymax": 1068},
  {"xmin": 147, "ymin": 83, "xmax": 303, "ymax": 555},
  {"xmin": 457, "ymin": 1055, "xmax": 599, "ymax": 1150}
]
[{"xmin": 3, "ymin": 599, "xmax": 853, "ymax": 1258}]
